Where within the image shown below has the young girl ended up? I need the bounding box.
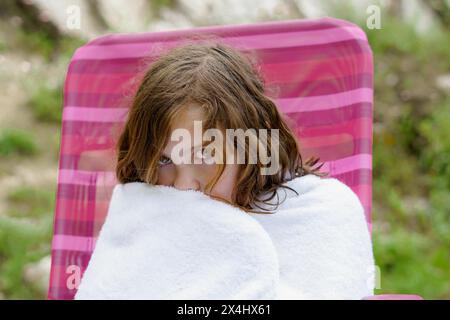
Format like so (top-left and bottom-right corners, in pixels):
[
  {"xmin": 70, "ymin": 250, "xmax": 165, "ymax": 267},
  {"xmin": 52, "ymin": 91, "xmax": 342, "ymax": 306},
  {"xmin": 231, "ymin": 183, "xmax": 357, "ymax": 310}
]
[
  {"xmin": 76, "ymin": 40, "xmax": 375, "ymax": 300},
  {"xmin": 116, "ymin": 40, "xmax": 326, "ymax": 211}
]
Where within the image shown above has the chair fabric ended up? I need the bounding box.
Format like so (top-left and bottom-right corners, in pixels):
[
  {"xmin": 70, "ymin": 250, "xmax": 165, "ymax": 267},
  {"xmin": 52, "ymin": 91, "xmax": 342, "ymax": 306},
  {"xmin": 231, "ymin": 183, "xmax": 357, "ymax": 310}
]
[{"xmin": 48, "ymin": 17, "xmax": 374, "ymax": 300}]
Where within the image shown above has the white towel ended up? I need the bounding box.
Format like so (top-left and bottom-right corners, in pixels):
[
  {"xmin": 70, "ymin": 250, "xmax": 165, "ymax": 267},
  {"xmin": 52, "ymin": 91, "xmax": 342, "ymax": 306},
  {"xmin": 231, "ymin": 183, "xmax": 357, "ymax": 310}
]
[
  {"xmin": 248, "ymin": 174, "xmax": 375, "ymax": 299},
  {"xmin": 75, "ymin": 174, "xmax": 375, "ymax": 300},
  {"xmin": 74, "ymin": 182, "xmax": 279, "ymax": 300}
]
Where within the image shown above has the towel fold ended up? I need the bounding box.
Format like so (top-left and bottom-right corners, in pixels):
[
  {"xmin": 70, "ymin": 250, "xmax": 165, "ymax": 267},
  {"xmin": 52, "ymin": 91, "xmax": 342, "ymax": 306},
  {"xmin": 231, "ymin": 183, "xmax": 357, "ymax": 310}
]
[
  {"xmin": 75, "ymin": 174, "xmax": 375, "ymax": 300},
  {"xmin": 75, "ymin": 182, "xmax": 279, "ymax": 299},
  {"xmin": 248, "ymin": 174, "xmax": 375, "ymax": 299}
]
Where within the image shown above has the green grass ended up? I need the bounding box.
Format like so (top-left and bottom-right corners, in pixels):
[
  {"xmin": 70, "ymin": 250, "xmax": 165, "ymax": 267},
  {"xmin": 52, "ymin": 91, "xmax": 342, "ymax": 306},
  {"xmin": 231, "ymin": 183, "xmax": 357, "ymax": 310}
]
[
  {"xmin": 0, "ymin": 129, "xmax": 38, "ymax": 157},
  {"xmin": 16, "ymin": 29, "xmax": 56, "ymax": 62},
  {"xmin": 14, "ymin": 29, "xmax": 84, "ymax": 62},
  {"xmin": 151, "ymin": 0, "xmax": 175, "ymax": 11},
  {"xmin": 0, "ymin": 39, "xmax": 6, "ymax": 53},
  {"xmin": 28, "ymin": 84, "xmax": 63, "ymax": 124},
  {"xmin": 7, "ymin": 186, "xmax": 56, "ymax": 219},
  {"xmin": 0, "ymin": 215, "xmax": 52, "ymax": 299},
  {"xmin": 368, "ymin": 14, "xmax": 450, "ymax": 299},
  {"xmin": 0, "ymin": 186, "xmax": 55, "ymax": 298},
  {"xmin": 418, "ymin": 97, "xmax": 450, "ymax": 181},
  {"xmin": 327, "ymin": 3, "xmax": 450, "ymax": 299},
  {"xmin": 373, "ymin": 226, "xmax": 450, "ymax": 299}
]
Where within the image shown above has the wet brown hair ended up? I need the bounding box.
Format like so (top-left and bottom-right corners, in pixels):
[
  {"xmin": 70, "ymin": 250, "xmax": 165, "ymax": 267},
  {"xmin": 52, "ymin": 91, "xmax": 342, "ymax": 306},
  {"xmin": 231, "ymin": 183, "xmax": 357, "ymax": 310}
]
[{"xmin": 116, "ymin": 37, "xmax": 327, "ymax": 214}]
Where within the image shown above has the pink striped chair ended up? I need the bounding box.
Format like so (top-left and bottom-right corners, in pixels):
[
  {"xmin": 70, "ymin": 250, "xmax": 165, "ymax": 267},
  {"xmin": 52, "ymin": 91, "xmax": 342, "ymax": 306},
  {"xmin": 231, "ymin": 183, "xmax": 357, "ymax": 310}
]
[{"xmin": 48, "ymin": 17, "xmax": 422, "ymax": 300}]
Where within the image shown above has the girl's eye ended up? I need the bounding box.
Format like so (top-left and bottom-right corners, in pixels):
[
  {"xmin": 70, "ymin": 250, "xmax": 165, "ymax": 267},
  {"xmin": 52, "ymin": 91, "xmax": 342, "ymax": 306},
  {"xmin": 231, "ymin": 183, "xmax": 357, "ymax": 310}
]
[
  {"xmin": 195, "ymin": 147, "xmax": 208, "ymax": 159},
  {"xmin": 158, "ymin": 156, "xmax": 172, "ymax": 166},
  {"xmin": 198, "ymin": 146, "xmax": 216, "ymax": 163}
]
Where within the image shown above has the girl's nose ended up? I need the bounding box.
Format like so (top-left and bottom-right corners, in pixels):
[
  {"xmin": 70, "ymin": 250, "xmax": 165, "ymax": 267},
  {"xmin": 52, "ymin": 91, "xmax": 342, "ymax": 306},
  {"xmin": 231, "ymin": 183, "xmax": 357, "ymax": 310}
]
[{"xmin": 173, "ymin": 168, "xmax": 200, "ymax": 191}]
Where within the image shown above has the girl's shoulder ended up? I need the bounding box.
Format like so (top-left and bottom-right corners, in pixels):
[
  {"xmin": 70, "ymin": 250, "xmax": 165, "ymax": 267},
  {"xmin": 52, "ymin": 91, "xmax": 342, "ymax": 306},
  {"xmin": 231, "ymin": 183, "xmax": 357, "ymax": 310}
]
[
  {"xmin": 252, "ymin": 174, "xmax": 365, "ymax": 217},
  {"xmin": 282, "ymin": 174, "xmax": 365, "ymax": 213}
]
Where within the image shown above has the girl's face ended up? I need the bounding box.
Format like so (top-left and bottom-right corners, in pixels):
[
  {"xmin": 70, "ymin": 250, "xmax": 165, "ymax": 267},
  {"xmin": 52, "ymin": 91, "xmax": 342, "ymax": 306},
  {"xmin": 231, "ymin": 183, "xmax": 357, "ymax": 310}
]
[{"xmin": 156, "ymin": 103, "xmax": 240, "ymax": 203}]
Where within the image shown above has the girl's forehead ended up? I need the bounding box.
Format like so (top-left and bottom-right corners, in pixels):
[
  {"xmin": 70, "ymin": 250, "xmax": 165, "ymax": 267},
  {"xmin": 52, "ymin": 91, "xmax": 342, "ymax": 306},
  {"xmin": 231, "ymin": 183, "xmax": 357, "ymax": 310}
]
[
  {"xmin": 171, "ymin": 102, "xmax": 206, "ymax": 131},
  {"xmin": 164, "ymin": 102, "xmax": 207, "ymax": 154}
]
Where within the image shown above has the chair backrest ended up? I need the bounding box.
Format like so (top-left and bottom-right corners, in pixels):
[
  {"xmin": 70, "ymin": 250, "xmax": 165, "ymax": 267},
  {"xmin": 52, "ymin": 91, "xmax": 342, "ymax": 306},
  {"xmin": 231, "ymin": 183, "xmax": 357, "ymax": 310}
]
[{"xmin": 48, "ymin": 17, "xmax": 373, "ymax": 300}]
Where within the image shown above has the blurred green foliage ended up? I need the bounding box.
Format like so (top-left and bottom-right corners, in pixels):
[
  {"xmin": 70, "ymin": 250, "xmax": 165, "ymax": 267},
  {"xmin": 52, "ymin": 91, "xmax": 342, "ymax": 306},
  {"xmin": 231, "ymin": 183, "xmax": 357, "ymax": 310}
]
[
  {"xmin": 28, "ymin": 84, "xmax": 63, "ymax": 124},
  {"xmin": 0, "ymin": 129, "xmax": 38, "ymax": 157},
  {"xmin": 365, "ymin": 15, "xmax": 450, "ymax": 299},
  {"xmin": 328, "ymin": 3, "xmax": 450, "ymax": 299},
  {"xmin": 0, "ymin": 215, "xmax": 52, "ymax": 299},
  {"xmin": 150, "ymin": 0, "xmax": 176, "ymax": 13},
  {"xmin": 7, "ymin": 187, "xmax": 56, "ymax": 219},
  {"xmin": 0, "ymin": 184, "xmax": 55, "ymax": 299},
  {"xmin": 0, "ymin": 39, "xmax": 6, "ymax": 53}
]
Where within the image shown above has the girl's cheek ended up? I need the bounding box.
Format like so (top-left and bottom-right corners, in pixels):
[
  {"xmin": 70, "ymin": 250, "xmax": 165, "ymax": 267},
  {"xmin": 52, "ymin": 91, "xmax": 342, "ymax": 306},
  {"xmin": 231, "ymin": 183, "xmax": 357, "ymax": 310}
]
[
  {"xmin": 205, "ymin": 163, "xmax": 239, "ymax": 201},
  {"xmin": 190, "ymin": 163, "xmax": 213, "ymax": 182},
  {"xmin": 156, "ymin": 164, "xmax": 175, "ymax": 185}
]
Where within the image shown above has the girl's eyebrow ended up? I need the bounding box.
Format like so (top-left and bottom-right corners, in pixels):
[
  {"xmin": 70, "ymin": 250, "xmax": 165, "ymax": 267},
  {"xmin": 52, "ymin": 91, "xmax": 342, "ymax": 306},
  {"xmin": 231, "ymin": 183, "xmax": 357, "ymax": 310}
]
[{"xmin": 162, "ymin": 143, "xmax": 206, "ymax": 159}]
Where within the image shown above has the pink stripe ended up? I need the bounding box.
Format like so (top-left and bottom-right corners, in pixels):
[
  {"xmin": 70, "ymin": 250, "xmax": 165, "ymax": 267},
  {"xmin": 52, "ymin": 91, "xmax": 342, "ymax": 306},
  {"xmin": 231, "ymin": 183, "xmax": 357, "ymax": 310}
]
[
  {"xmin": 73, "ymin": 26, "xmax": 367, "ymax": 61},
  {"xmin": 62, "ymin": 88, "xmax": 372, "ymax": 122},
  {"xmin": 52, "ymin": 234, "xmax": 97, "ymax": 252},
  {"xmin": 279, "ymin": 88, "xmax": 372, "ymax": 113},
  {"xmin": 58, "ymin": 169, "xmax": 116, "ymax": 185},
  {"xmin": 263, "ymin": 53, "xmax": 373, "ymax": 84},
  {"xmin": 300, "ymin": 134, "xmax": 359, "ymax": 148},
  {"xmin": 59, "ymin": 135, "xmax": 116, "ymax": 154},
  {"xmin": 66, "ymin": 73, "xmax": 138, "ymax": 93},
  {"xmin": 55, "ymin": 198, "xmax": 111, "ymax": 221},
  {"xmin": 296, "ymin": 117, "xmax": 373, "ymax": 140},
  {"xmin": 321, "ymin": 154, "xmax": 372, "ymax": 175},
  {"xmin": 63, "ymin": 106, "xmax": 129, "ymax": 122}
]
